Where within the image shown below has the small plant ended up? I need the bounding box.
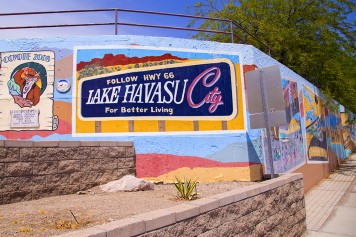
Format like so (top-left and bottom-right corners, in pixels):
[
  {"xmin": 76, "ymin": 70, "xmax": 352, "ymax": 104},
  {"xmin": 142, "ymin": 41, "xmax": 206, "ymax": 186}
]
[
  {"xmin": 19, "ymin": 226, "xmax": 32, "ymax": 233},
  {"xmin": 55, "ymin": 219, "xmax": 80, "ymax": 229},
  {"xmin": 38, "ymin": 210, "xmax": 46, "ymax": 215},
  {"xmin": 173, "ymin": 177, "xmax": 198, "ymax": 200}
]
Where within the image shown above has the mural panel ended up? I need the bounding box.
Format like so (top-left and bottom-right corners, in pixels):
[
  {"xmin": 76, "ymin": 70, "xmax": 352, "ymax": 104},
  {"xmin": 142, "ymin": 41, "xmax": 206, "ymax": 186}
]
[
  {"xmin": 74, "ymin": 46, "xmax": 245, "ymax": 135},
  {"xmin": 78, "ymin": 59, "xmax": 237, "ymax": 121},
  {"xmin": 0, "ymin": 51, "xmax": 57, "ymax": 131},
  {"xmin": 303, "ymin": 86, "xmax": 328, "ymax": 162},
  {"xmin": 341, "ymin": 112, "xmax": 355, "ymax": 158},
  {"xmin": 325, "ymin": 105, "xmax": 345, "ymax": 160},
  {"xmin": 263, "ymin": 79, "xmax": 305, "ymax": 173}
]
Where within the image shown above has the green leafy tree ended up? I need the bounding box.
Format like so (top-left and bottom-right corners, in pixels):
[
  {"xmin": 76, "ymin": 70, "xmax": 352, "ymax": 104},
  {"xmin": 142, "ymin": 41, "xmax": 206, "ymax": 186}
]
[{"xmin": 190, "ymin": 0, "xmax": 356, "ymax": 112}]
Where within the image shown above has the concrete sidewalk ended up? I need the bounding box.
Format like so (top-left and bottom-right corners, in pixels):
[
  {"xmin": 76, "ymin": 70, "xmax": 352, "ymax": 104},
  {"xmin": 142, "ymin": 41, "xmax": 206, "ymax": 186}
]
[{"xmin": 303, "ymin": 153, "xmax": 356, "ymax": 237}]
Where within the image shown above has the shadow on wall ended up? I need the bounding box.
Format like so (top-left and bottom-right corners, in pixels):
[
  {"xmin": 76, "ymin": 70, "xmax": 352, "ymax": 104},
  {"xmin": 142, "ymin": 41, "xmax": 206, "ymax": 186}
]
[
  {"xmin": 246, "ymin": 132, "xmax": 262, "ymax": 163},
  {"xmin": 246, "ymin": 132, "xmax": 264, "ymax": 179}
]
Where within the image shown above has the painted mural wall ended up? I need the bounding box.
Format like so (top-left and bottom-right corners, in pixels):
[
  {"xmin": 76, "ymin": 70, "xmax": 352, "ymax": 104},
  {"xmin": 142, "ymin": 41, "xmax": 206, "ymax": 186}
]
[
  {"xmin": 262, "ymin": 79, "xmax": 305, "ymax": 174},
  {"xmin": 0, "ymin": 51, "xmax": 56, "ymax": 131},
  {"xmin": 0, "ymin": 35, "xmax": 355, "ymax": 186}
]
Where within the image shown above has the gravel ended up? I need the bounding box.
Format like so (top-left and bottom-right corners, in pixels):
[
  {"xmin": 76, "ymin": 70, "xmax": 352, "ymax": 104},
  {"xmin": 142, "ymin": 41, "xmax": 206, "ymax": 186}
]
[{"xmin": 0, "ymin": 181, "xmax": 256, "ymax": 237}]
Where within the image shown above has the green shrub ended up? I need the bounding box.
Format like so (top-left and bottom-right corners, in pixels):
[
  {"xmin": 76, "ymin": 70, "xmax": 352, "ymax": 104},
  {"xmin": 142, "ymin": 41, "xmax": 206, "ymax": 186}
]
[{"xmin": 173, "ymin": 177, "xmax": 198, "ymax": 200}]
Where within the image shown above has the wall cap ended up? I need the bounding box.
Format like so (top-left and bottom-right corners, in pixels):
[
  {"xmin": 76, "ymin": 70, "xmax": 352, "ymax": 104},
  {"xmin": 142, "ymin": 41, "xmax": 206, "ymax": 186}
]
[
  {"xmin": 0, "ymin": 140, "xmax": 134, "ymax": 148},
  {"xmin": 5, "ymin": 140, "xmax": 33, "ymax": 147}
]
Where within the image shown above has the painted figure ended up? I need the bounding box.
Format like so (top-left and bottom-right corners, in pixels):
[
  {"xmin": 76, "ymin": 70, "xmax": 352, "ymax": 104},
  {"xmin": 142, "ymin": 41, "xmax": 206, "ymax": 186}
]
[{"xmin": 8, "ymin": 67, "xmax": 41, "ymax": 108}]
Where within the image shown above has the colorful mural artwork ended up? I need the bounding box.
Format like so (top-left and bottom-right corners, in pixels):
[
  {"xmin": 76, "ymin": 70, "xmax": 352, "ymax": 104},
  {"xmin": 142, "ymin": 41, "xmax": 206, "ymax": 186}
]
[
  {"xmin": 74, "ymin": 46, "xmax": 245, "ymax": 134},
  {"xmin": 325, "ymin": 105, "xmax": 345, "ymax": 160},
  {"xmin": 0, "ymin": 40, "xmax": 263, "ymax": 183},
  {"xmin": 0, "ymin": 35, "xmax": 354, "ymax": 184},
  {"xmin": 78, "ymin": 59, "xmax": 237, "ymax": 121},
  {"xmin": 263, "ymin": 79, "xmax": 305, "ymax": 173},
  {"xmin": 0, "ymin": 51, "xmax": 57, "ymax": 131},
  {"xmin": 341, "ymin": 112, "xmax": 355, "ymax": 158},
  {"xmin": 303, "ymin": 86, "xmax": 328, "ymax": 162},
  {"xmin": 72, "ymin": 46, "xmax": 258, "ymax": 182}
]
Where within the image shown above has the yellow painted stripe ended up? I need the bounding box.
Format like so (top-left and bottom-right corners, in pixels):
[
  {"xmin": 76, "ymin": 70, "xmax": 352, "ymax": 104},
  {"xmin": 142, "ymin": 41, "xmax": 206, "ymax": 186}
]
[
  {"xmin": 165, "ymin": 121, "xmax": 195, "ymax": 132},
  {"xmin": 227, "ymin": 117, "xmax": 244, "ymax": 130},
  {"xmin": 134, "ymin": 120, "xmax": 159, "ymax": 132},
  {"xmin": 228, "ymin": 64, "xmax": 245, "ymax": 130},
  {"xmin": 75, "ymin": 76, "xmax": 98, "ymax": 133},
  {"xmin": 198, "ymin": 121, "xmax": 222, "ymax": 131},
  {"xmin": 142, "ymin": 164, "xmax": 263, "ymax": 183},
  {"xmin": 101, "ymin": 120, "xmax": 130, "ymax": 133},
  {"xmin": 76, "ymin": 117, "xmax": 96, "ymax": 133}
]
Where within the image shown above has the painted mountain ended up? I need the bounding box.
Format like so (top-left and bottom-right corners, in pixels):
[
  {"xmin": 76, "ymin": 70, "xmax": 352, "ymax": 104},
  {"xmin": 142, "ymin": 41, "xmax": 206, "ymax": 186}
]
[{"xmin": 77, "ymin": 53, "xmax": 187, "ymax": 71}]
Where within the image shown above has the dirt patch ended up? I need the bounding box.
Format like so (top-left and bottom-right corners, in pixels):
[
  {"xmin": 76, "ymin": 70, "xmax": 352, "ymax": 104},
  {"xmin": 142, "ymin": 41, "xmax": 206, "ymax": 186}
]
[{"xmin": 0, "ymin": 181, "xmax": 256, "ymax": 237}]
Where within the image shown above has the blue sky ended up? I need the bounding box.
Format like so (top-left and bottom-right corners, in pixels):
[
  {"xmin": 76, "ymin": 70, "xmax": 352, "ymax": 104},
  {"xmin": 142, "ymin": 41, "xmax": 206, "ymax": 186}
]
[
  {"xmin": 0, "ymin": 0, "xmax": 354, "ymax": 39},
  {"xmin": 0, "ymin": 0, "xmax": 202, "ymax": 13},
  {"xmin": 0, "ymin": 0, "xmax": 219, "ymax": 39}
]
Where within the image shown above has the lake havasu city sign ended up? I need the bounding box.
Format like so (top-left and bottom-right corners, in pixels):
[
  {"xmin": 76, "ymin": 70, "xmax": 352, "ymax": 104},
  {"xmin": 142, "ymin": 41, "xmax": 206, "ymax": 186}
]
[{"xmin": 78, "ymin": 58, "xmax": 237, "ymax": 121}]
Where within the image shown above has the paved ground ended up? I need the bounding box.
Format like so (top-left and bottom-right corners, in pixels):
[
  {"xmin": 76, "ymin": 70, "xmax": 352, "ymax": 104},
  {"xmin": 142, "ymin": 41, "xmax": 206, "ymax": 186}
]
[{"xmin": 303, "ymin": 153, "xmax": 356, "ymax": 237}]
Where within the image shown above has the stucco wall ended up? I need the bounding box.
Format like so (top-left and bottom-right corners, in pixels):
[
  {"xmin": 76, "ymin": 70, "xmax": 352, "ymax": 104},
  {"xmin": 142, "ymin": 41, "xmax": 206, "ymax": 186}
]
[
  {"xmin": 0, "ymin": 35, "xmax": 355, "ymax": 189},
  {"xmin": 0, "ymin": 140, "xmax": 135, "ymax": 204}
]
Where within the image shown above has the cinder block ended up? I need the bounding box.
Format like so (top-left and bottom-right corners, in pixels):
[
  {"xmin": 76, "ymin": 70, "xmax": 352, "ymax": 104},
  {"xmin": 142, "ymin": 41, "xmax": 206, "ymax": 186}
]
[
  {"xmin": 117, "ymin": 141, "xmax": 134, "ymax": 147},
  {"xmin": 109, "ymin": 147, "xmax": 126, "ymax": 158},
  {"xmin": 232, "ymin": 189, "xmax": 249, "ymax": 202},
  {"xmin": 210, "ymin": 190, "xmax": 236, "ymax": 207},
  {"xmin": 99, "ymin": 217, "xmax": 145, "ymax": 237},
  {"xmin": 238, "ymin": 184, "xmax": 263, "ymax": 198},
  {"xmin": 264, "ymin": 178, "xmax": 284, "ymax": 190},
  {"xmin": 0, "ymin": 177, "xmax": 22, "ymax": 192},
  {"xmin": 259, "ymin": 183, "xmax": 272, "ymax": 193},
  {"xmin": 57, "ymin": 184, "xmax": 81, "ymax": 195},
  {"xmin": 278, "ymin": 175, "xmax": 293, "ymax": 186},
  {"xmin": 1, "ymin": 147, "xmax": 20, "ymax": 162},
  {"xmin": 80, "ymin": 141, "xmax": 100, "ymax": 147},
  {"xmin": 59, "ymin": 141, "xmax": 80, "ymax": 147},
  {"xmin": 90, "ymin": 147, "xmax": 109, "ymax": 159},
  {"xmin": 190, "ymin": 197, "xmax": 219, "ymax": 213},
  {"xmin": 5, "ymin": 140, "xmax": 33, "ymax": 147},
  {"xmin": 5, "ymin": 162, "xmax": 33, "ymax": 176},
  {"xmin": 70, "ymin": 147, "xmax": 91, "ymax": 160},
  {"xmin": 47, "ymin": 174, "xmax": 70, "ymax": 186},
  {"xmin": 290, "ymin": 173, "xmax": 303, "ymax": 181},
  {"xmin": 47, "ymin": 147, "xmax": 70, "ymax": 160},
  {"xmin": 134, "ymin": 208, "xmax": 176, "ymax": 232},
  {"xmin": 33, "ymin": 161, "xmax": 58, "ymax": 175},
  {"xmin": 0, "ymin": 163, "xmax": 5, "ymax": 177},
  {"xmin": 126, "ymin": 147, "xmax": 135, "ymax": 157},
  {"xmin": 33, "ymin": 141, "xmax": 59, "ymax": 147},
  {"xmin": 58, "ymin": 160, "xmax": 80, "ymax": 173},
  {"xmin": 53, "ymin": 227, "xmax": 107, "ymax": 237},
  {"xmin": 0, "ymin": 190, "xmax": 32, "ymax": 204},
  {"xmin": 99, "ymin": 141, "xmax": 117, "ymax": 147},
  {"xmin": 166, "ymin": 203, "xmax": 200, "ymax": 222},
  {"xmin": 217, "ymin": 189, "xmax": 250, "ymax": 205},
  {"xmin": 31, "ymin": 187, "xmax": 58, "ymax": 200}
]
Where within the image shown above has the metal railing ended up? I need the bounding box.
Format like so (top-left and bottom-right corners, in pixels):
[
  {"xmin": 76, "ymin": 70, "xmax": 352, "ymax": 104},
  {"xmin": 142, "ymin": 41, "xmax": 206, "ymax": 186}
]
[{"xmin": 0, "ymin": 8, "xmax": 274, "ymax": 56}]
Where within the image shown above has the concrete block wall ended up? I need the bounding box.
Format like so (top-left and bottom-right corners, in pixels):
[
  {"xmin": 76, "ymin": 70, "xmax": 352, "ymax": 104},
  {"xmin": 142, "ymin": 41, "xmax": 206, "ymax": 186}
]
[
  {"xmin": 0, "ymin": 140, "xmax": 135, "ymax": 205},
  {"xmin": 56, "ymin": 173, "xmax": 306, "ymax": 237}
]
